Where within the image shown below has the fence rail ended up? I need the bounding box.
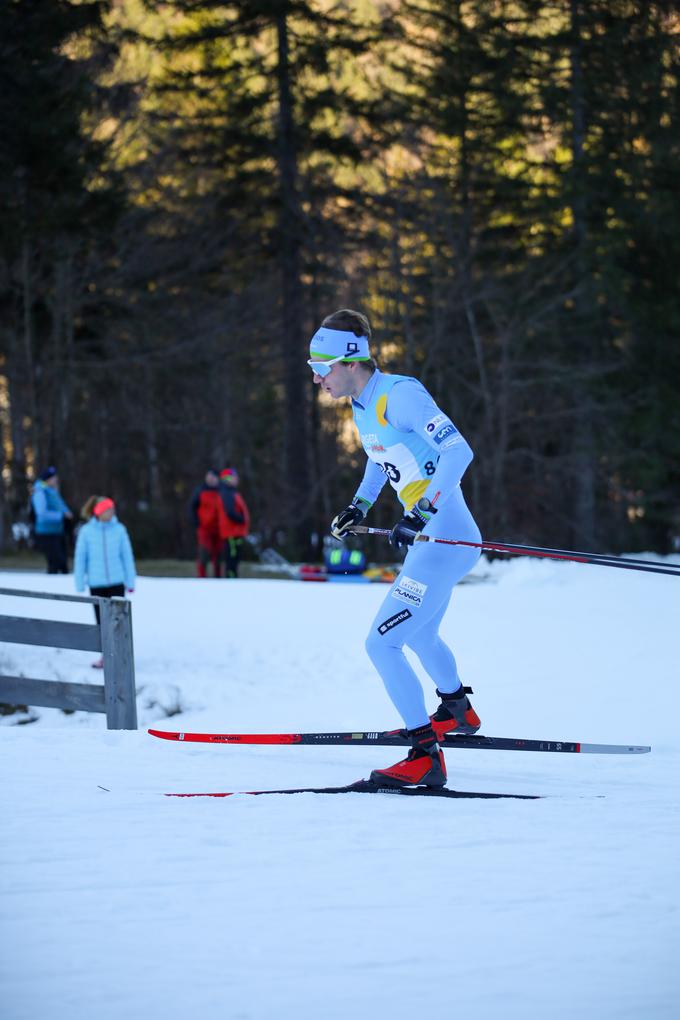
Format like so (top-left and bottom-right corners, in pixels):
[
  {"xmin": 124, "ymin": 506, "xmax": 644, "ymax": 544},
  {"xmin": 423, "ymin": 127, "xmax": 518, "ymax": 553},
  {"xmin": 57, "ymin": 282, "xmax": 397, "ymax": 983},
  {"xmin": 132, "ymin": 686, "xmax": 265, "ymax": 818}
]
[
  {"xmin": 0, "ymin": 587, "xmax": 137, "ymax": 729},
  {"xmin": 0, "ymin": 616, "xmax": 101, "ymax": 651}
]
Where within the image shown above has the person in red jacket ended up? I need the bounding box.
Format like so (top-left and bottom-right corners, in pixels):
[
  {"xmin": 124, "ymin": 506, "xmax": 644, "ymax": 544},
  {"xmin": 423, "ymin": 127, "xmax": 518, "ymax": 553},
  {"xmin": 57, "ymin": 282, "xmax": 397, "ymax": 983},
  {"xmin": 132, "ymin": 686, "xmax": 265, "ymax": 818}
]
[
  {"xmin": 190, "ymin": 469, "xmax": 227, "ymax": 578},
  {"xmin": 219, "ymin": 468, "xmax": 250, "ymax": 578}
]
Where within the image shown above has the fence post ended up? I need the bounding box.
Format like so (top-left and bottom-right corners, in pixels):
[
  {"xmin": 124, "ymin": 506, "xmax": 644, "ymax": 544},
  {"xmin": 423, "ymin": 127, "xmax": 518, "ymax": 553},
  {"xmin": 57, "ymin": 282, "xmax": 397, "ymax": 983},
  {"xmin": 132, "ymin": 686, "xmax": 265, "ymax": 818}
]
[{"xmin": 100, "ymin": 598, "xmax": 137, "ymax": 730}]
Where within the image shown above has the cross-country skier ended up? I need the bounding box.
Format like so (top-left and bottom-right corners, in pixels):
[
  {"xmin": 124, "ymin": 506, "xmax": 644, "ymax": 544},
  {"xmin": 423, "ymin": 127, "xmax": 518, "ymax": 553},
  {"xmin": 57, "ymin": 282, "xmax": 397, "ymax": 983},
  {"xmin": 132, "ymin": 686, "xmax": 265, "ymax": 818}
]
[{"xmin": 309, "ymin": 309, "xmax": 482, "ymax": 788}]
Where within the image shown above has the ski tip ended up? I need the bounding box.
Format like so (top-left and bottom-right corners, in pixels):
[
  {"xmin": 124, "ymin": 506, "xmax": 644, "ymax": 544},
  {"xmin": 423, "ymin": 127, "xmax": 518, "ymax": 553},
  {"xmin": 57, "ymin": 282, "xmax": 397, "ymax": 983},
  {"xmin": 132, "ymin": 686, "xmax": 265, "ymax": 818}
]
[
  {"xmin": 165, "ymin": 792, "xmax": 235, "ymax": 798},
  {"xmin": 148, "ymin": 729, "xmax": 180, "ymax": 741}
]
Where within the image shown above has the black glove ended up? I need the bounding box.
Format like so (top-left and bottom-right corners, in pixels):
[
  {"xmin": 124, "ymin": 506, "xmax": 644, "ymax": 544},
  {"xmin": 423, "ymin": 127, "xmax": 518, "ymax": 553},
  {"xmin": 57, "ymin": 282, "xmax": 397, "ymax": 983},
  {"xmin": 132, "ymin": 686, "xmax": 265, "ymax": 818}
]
[
  {"xmin": 389, "ymin": 498, "xmax": 437, "ymax": 550},
  {"xmin": 330, "ymin": 500, "xmax": 370, "ymax": 540}
]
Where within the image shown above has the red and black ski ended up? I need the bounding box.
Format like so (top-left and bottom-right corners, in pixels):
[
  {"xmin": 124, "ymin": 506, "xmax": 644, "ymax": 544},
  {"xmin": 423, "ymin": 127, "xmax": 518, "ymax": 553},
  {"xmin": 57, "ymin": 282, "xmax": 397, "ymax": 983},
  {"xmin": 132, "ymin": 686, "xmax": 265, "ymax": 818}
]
[
  {"xmin": 165, "ymin": 780, "xmax": 540, "ymax": 800},
  {"xmin": 149, "ymin": 728, "xmax": 650, "ymax": 755}
]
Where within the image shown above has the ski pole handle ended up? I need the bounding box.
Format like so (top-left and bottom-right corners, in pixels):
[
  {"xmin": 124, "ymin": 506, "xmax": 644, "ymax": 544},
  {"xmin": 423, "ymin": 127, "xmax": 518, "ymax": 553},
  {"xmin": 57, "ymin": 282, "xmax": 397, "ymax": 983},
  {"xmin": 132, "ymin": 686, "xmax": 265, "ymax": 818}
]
[{"xmin": 349, "ymin": 526, "xmax": 680, "ymax": 577}]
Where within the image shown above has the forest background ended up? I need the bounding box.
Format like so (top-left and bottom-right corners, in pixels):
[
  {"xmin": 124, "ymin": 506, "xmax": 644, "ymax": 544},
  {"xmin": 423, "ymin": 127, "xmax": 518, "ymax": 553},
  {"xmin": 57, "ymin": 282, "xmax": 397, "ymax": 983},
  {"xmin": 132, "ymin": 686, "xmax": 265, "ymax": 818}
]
[{"xmin": 1, "ymin": 0, "xmax": 678, "ymax": 560}]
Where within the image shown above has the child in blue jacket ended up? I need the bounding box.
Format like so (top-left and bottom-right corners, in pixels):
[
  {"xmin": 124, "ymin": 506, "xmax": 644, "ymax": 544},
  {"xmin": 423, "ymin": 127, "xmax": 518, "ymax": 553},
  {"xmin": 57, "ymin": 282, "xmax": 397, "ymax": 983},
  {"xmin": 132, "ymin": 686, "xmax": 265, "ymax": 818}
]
[{"xmin": 74, "ymin": 496, "xmax": 137, "ymax": 667}]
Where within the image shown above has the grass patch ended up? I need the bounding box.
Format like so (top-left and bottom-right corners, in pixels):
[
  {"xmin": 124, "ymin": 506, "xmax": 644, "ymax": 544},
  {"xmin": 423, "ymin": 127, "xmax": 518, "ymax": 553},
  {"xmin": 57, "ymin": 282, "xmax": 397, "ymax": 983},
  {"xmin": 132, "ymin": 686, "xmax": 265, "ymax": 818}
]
[{"xmin": 0, "ymin": 551, "xmax": 295, "ymax": 580}]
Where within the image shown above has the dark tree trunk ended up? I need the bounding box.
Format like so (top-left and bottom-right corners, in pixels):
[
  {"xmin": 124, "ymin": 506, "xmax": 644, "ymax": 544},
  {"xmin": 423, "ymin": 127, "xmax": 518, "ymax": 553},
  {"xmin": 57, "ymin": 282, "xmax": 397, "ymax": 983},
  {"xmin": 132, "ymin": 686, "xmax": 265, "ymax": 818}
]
[
  {"xmin": 568, "ymin": 0, "xmax": 597, "ymax": 548},
  {"xmin": 5, "ymin": 327, "xmax": 32, "ymax": 522},
  {"xmin": 275, "ymin": 10, "xmax": 312, "ymax": 555}
]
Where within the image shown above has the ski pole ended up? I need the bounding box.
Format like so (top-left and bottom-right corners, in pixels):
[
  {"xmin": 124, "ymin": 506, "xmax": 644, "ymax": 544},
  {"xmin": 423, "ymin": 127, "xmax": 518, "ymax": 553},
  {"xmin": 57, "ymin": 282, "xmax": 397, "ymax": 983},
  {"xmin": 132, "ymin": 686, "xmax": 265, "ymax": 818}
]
[{"xmin": 350, "ymin": 526, "xmax": 680, "ymax": 578}]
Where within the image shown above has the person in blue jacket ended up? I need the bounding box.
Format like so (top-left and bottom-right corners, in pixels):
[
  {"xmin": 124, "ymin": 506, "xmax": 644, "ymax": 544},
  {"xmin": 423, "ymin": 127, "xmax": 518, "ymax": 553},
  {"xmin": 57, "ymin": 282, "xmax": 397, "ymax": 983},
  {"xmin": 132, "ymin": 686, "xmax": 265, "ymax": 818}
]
[
  {"xmin": 31, "ymin": 466, "xmax": 74, "ymax": 573},
  {"xmin": 74, "ymin": 496, "xmax": 137, "ymax": 668},
  {"xmin": 309, "ymin": 308, "xmax": 482, "ymax": 789}
]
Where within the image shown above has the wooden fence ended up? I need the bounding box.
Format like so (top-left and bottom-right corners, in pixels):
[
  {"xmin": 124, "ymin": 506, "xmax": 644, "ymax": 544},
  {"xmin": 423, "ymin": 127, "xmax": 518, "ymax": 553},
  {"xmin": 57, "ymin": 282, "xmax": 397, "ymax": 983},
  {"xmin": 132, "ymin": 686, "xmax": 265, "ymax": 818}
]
[{"xmin": 0, "ymin": 587, "xmax": 137, "ymax": 729}]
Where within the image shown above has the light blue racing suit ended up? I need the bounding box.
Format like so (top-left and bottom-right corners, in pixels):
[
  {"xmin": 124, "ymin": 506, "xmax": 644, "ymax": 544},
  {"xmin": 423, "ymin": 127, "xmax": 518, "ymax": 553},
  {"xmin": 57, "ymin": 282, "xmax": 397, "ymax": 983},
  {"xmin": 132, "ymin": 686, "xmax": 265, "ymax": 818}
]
[{"xmin": 351, "ymin": 371, "xmax": 481, "ymax": 729}]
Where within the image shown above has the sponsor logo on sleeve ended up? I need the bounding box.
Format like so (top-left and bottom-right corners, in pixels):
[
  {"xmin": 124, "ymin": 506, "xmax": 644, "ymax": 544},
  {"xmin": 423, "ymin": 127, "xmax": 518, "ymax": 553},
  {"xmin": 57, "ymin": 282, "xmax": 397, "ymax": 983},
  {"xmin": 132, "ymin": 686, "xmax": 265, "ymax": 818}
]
[
  {"xmin": 425, "ymin": 414, "xmax": 447, "ymax": 434},
  {"xmin": 433, "ymin": 422, "xmax": 459, "ymax": 445},
  {"xmin": 378, "ymin": 609, "xmax": 412, "ymax": 635},
  {"xmin": 393, "ymin": 575, "xmax": 428, "ymax": 609}
]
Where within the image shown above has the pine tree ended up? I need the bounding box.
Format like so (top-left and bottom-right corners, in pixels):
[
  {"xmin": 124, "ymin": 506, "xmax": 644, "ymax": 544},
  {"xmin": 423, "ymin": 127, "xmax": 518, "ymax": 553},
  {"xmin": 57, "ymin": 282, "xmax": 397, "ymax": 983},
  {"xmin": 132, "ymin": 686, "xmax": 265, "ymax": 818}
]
[
  {"xmin": 534, "ymin": 0, "xmax": 680, "ymax": 548},
  {"xmin": 139, "ymin": 0, "xmax": 380, "ymax": 553},
  {"xmin": 0, "ymin": 0, "xmax": 123, "ymax": 530}
]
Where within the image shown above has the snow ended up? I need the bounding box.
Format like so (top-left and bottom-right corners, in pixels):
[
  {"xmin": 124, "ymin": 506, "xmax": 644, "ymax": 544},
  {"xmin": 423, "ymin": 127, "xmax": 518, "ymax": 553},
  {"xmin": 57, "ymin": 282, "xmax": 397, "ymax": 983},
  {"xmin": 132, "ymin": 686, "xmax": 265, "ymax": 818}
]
[{"xmin": 1, "ymin": 557, "xmax": 679, "ymax": 1020}]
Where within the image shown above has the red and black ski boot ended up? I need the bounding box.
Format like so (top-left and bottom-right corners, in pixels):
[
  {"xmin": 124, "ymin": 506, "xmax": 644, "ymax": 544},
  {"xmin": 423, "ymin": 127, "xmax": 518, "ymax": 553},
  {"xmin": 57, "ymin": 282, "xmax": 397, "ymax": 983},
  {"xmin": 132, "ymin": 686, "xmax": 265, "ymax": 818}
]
[
  {"xmin": 430, "ymin": 686, "xmax": 481, "ymax": 739},
  {"xmin": 370, "ymin": 723, "xmax": 447, "ymax": 788}
]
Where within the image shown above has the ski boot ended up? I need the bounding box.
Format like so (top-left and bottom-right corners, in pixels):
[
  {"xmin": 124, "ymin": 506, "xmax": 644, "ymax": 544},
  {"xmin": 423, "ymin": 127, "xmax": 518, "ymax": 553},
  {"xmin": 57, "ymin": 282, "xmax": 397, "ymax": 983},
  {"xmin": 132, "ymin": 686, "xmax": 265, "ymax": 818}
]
[
  {"xmin": 370, "ymin": 723, "xmax": 447, "ymax": 788},
  {"xmin": 430, "ymin": 686, "xmax": 480, "ymax": 739}
]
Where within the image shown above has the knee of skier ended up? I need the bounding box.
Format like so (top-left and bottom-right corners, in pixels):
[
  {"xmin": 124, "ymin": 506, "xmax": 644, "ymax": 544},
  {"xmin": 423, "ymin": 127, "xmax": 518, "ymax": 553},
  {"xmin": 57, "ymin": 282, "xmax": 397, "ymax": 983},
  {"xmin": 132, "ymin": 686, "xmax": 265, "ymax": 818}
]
[
  {"xmin": 364, "ymin": 628, "xmax": 381, "ymax": 665},
  {"xmin": 365, "ymin": 619, "xmax": 404, "ymax": 666}
]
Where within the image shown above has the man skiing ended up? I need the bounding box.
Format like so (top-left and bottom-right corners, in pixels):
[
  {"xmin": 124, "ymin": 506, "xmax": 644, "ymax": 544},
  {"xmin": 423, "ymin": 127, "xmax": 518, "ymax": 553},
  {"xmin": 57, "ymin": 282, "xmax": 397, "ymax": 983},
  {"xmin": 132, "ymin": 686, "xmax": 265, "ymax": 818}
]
[{"xmin": 309, "ymin": 309, "xmax": 482, "ymax": 788}]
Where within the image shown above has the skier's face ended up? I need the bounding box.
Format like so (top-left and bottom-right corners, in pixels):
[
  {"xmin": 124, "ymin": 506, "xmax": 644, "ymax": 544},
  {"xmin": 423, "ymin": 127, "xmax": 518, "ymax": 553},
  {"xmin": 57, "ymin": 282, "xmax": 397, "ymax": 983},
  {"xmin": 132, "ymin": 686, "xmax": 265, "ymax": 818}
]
[{"xmin": 312, "ymin": 361, "xmax": 361, "ymax": 400}]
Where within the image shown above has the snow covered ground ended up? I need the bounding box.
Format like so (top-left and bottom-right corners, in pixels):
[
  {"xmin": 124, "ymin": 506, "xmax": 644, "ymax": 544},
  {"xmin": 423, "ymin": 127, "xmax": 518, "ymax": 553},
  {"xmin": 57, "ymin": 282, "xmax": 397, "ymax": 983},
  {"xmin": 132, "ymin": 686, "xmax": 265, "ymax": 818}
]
[{"xmin": 1, "ymin": 556, "xmax": 679, "ymax": 1020}]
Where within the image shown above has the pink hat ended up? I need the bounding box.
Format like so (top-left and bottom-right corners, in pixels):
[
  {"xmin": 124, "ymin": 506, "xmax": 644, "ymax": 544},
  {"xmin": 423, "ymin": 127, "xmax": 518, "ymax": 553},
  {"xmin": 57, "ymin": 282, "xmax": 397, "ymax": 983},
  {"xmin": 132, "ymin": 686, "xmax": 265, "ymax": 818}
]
[{"xmin": 93, "ymin": 497, "xmax": 115, "ymax": 518}]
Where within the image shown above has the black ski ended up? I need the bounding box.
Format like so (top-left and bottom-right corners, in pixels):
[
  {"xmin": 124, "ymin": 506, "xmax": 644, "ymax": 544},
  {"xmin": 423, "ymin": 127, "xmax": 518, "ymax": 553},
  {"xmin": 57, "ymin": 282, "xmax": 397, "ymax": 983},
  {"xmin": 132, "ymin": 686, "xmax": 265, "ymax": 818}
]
[{"xmin": 165, "ymin": 780, "xmax": 540, "ymax": 800}]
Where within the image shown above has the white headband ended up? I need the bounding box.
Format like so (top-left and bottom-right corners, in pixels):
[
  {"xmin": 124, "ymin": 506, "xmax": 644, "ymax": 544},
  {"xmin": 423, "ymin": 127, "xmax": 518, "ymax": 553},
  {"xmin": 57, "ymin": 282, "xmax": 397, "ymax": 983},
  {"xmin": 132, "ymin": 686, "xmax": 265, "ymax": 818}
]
[{"xmin": 309, "ymin": 327, "xmax": 370, "ymax": 361}]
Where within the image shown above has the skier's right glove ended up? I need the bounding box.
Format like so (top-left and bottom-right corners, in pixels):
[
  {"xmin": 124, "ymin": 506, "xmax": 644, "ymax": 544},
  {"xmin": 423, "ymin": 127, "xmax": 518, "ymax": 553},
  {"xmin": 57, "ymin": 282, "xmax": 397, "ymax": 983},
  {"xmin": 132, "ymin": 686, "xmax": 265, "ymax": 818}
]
[
  {"xmin": 389, "ymin": 498, "xmax": 437, "ymax": 550},
  {"xmin": 330, "ymin": 499, "xmax": 371, "ymax": 540}
]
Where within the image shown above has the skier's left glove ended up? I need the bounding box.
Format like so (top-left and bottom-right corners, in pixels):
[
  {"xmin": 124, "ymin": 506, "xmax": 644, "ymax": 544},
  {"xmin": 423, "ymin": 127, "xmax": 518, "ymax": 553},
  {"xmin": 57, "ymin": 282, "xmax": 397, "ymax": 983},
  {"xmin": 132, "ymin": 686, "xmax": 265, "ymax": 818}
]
[{"xmin": 389, "ymin": 498, "xmax": 437, "ymax": 550}]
